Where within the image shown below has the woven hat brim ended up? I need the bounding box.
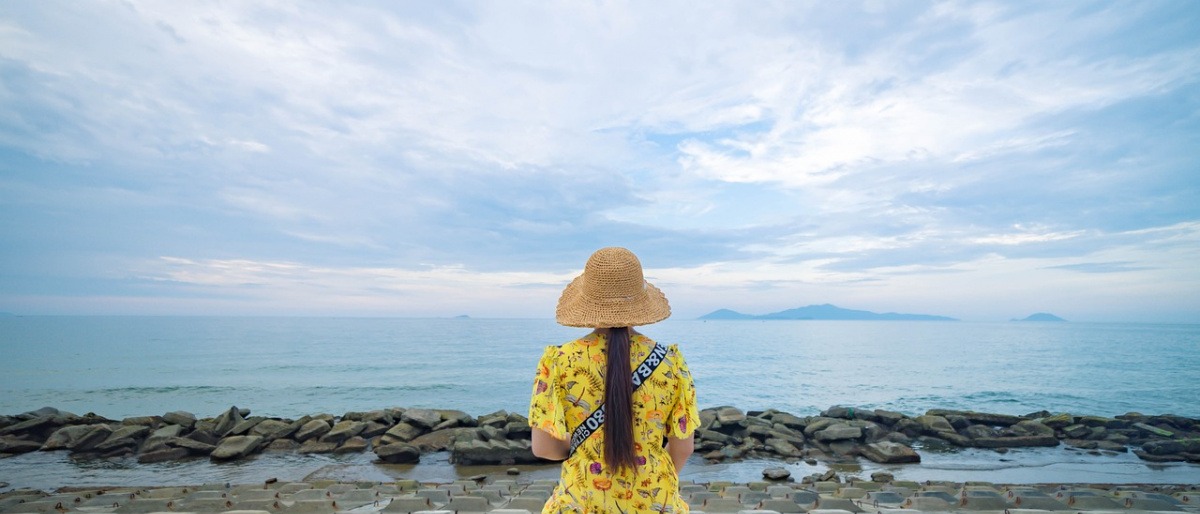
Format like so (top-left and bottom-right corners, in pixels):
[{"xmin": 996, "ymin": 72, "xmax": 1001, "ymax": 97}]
[{"xmin": 555, "ymin": 275, "xmax": 671, "ymax": 328}]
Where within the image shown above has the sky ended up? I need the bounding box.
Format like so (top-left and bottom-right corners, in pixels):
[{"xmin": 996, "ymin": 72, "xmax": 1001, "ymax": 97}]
[{"xmin": 1, "ymin": 1, "xmax": 1198, "ymax": 322}]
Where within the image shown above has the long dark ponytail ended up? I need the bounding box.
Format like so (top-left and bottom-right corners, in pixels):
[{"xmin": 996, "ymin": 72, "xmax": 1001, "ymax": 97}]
[{"xmin": 603, "ymin": 326, "xmax": 636, "ymax": 470}]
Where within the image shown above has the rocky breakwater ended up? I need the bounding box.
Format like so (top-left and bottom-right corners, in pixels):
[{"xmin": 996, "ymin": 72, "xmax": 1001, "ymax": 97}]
[
  {"xmin": 3, "ymin": 405, "xmax": 1197, "ymax": 468},
  {"xmin": 0, "ymin": 406, "xmax": 539, "ymax": 466},
  {"xmin": 692, "ymin": 406, "xmax": 1200, "ymax": 465}
]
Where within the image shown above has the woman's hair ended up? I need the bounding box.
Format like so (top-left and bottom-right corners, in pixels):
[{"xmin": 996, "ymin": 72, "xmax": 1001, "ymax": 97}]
[{"xmin": 603, "ymin": 326, "xmax": 636, "ymax": 470}]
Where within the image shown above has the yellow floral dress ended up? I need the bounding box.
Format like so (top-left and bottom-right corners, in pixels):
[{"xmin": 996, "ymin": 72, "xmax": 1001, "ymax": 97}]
[{"xmin": 529, "ymin": 332, "xmax": 700, "ymax": 514}]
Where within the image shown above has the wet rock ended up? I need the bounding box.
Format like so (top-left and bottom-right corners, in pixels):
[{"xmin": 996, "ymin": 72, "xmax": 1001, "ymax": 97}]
[
  {"xmin": 334, "ymin": 436, "xmax": 368, "ymax": 454},
  {"xmin": 381, "ymin": 422, "xmax": 424, "ymax": 444},
  {"xmin": 294, "ymin": 419, "xmax": 332, "ymax": 442},
  {"xmin": 871, "ymin": 471, "xmax": 894, "ymax": 482},
  {"xmin": 0, "ymin": 436, "xmax": 42, "ymax": 454},
  {"xmin": 860, "ymin": 441, "xmax": 920, "ymax": 464},
  {"xmin": 803, "ymin": 417, "xmax": 837, "ymax": 436},
  {"xmin": 137, "ymin": 447, "xmax": 189, "ymax": 463},
  {"xmin": 142, "ymin": 424, "xmax": 184, "ymax": 452},
  {"xmin": 1143, "ymin": 438, "xmax": 1200, "ymax": 455},
  {"xmin": 228, "ymin": 417, "xmax": 264, "ymax": 436},
  {"xmin": 964, "ymin": 425, "xmax": 997, "ymax": 439},
  {"xmin": 927, "ymin": 409, "xmax": 1023, "ymax": 427},
  {"xmin": 250, "ymin": 419, "xmax": 293, "ymax": 440},
  {"xmin": 1040, "ymin": 413, "xmax": 1074, "ymax": 429},
  {"xmin": 433, "ymin": 409, "xmax": 475, "ymax": 430},
  {"xmin": 375, "ymin": 442, "xmax": 420, "ymax": 463},
  {"xmin": 1005, "ymin": 420, "xmax": 1056, "ymax": 437},
  {"xmin": 873, "ymin": 409, "xmax": 906, "ymax": 426},
  {"xmin": 814, "ymin": 424, "xmax": 862, "ymax": 442},
  {"xmin": 94, "ymin": 425, "xmax": 150, "ymax": 452},
  {"xmin": 68, "ymin": 424, "xmax": 114, "ymax": 452},
  {"xmin": 266, "ymin": 439, "xmax": 299, "ymax": 451},
  {"xmin": 762, "ymin": 466, "xmax": 791, "ymax": 480},
  {"xmin": 169, "ymin": 436, "xmax": 216, "ymax": 455},
  {"xmin": 298, "ymin": 440, "xmax": 338, "ymax": 454},
  {"xmin": 212, "ymin": 407, "xmax": 245, "ymax": 437},
  {"xmin": 401, "ymin": 408, "xmax": 443, "ymax": 430},
  {"xmin": 477, "ymin": 410, "xmax": 509, "ymax": 428},
  {"xmin": 162, "ymin": 411, "xmax": 196, "ymax": 429},
  {"xmin": 893, "ymin": 418, "xmax": 923, "ymax": 438},
  {"xmin": 945, "ymin": 415, "xmax": 971, "ymax": 430},
  {"xmin": 1063, "ymin": 424, "xmax": 1091, "ymax": 439},
  {"xmin": 344, "ymin": 410, "xmax": 393, "ymax": 425},
  {"xmin": 698, "ymin": 428, "xmax": 735, "ymax": 445},
  {"xmin": 451, "ymin": 437, "xmax": 537, "ymax": 465},
  {"xmin": 186, "ymin": 427, "xmax": 220, "ymax": 446},
  {"xmin": 505, "ymin": 420, "xmax": 532, "ymax": 439},
  {"xmin": 210, "ymin": 435, "xmax": 263, "ymax": 460},
  {"xmin": 915, "ymin": 415, "xmax": 954, "ymax": 434},
  {"xmin": 771, "ymin": 412, "xmax": 807, "ymax": 430},
  {"xmin": 409, "ymin": 427, "xmax": 475, "ymax": 452},
  {"xmin": 42, "ymin": 425, "xmax": 98, "ymax": 451},
  {"xmin": 1133, "ymin": 422, "xmax": 1174, "ymax": 437},
  {"xmin": 716, "ymin": 406, "xmax": 745, "ymax": 425},
  {"xmin": 121, "ymin": 416, "xmax": 161, "ymax": 427},
  {"xmin": 319, "ymin": 420, "xmax": 365, "ymax": 444},
  {"xmin": 360, "ymin": 421, "xmax": 390, "ymax": 439},
  {"xmin": 765, "ymin": 438, "xmax": 803, "ymax": 458},
  {"xmin": 970, "ymin": 435, "xmax": 1059, "ymax": 448}
]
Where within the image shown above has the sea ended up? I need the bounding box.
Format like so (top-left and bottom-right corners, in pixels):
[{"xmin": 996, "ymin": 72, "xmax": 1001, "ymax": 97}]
[{"xmin": 1, "ymin": 316, "xmax": 1198, "ymax": 489}]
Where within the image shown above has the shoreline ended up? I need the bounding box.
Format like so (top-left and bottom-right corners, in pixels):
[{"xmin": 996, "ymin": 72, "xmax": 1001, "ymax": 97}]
[{"xmin": 3, "ymin": 405, "xmax": 1199, "ymax": 493}]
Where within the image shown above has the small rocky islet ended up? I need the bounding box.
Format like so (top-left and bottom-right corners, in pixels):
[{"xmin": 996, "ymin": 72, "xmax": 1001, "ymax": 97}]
[{"xmin": 1, "ymin": 405, "xmax": 1198, "ymax": 468}]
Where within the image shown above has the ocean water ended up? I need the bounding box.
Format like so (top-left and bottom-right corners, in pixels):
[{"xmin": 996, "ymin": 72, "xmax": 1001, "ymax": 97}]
[
  {"xmin": 2, "ymin": 316, "xmax": 1199, "ymax": 489},
  {"xmin": 2, "ymin": 317, "xmax": 1197, "ymax": 419}
]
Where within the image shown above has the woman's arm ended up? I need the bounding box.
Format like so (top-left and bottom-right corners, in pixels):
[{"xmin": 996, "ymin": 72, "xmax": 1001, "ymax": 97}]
[
  {"xmin": 666, "ymin": 434, "xmax": 694, "ymax": 474},
  {"xmin": 531, "ymin": 427, "xmax": 569, "ymax": 461}
]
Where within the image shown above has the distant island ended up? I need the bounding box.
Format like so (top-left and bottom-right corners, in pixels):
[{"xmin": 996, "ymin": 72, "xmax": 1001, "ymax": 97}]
[
  {"xmin": 1013, "ymin": 312, "xmax": 1067, "ymax": 322},
  {"xmin": 452, "ymin": 314, "xmax": 471, "ymax": 319},
  {"xmin": 699, "ymin": 304, "xmax": 957, "ymax": 321}
]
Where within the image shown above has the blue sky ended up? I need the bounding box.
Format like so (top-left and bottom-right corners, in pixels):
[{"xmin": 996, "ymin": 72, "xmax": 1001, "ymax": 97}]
[{"xmin": 1, "ymin": 1, "xmax": 1198, "ymax": 322}]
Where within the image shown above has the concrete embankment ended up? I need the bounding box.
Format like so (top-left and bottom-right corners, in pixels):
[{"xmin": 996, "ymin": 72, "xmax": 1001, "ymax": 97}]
[
  {"xmin": 2, "ymin": 405, "xmax": 1199, "ymax": 469},
  {"xmin": 2, "ymin": 475, "xmax": 1199, "ymax": 514}
]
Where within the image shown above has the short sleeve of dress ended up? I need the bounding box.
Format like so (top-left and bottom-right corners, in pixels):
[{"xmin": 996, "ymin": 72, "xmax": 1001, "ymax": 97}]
[
  {"xmin": 528, "ymin": 345, "xmax": 568, "ymax": 440},
  {"xmin": 666, "ymin": 344, "xmax": 700, "ymax": 439}
]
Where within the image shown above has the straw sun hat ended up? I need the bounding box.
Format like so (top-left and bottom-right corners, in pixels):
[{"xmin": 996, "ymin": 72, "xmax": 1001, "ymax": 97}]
[{"xmin": 555, "ymin": 247, "xmax": 671, "ymax": 328}]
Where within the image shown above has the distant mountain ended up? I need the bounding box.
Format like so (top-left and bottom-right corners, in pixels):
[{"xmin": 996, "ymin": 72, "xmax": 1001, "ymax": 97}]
[
  {"xmin": 1013, "ymin": 312, "xmax": 1066, "ymax": 322},
  {"xmin": 698, "ymin": 308, "xmax": 756, "ymax": 320},
  {"xmin": 699, "ymin": 303, "xmax": 957, "ymax": 321}
]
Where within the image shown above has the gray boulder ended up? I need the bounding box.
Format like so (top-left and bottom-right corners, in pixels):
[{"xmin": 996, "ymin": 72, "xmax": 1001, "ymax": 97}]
[
  {"xmin": 42, "ymin": 425, "xmax": 97, "ymax": 451},
  {"xmin": 915, "ymin": 415, "xmax": 954, "ymax": 434},
  {"xmin": 0, "ymin": 436, "xmax": 42, "ymax": 454},
  {"xmin": 168, "ymin": 437, "xmax": 216, "ymax": 455},
  {"xmin": 297, "ymin": 440, "xmax": 338, "ymax": 454},
  {"xmin": 375, "ymin": 442, "xmax": 420, "ymax": 463},
  {"xmin": 716, "ymin": 406, "xmax": 745, "ymax": 425},
  {"xmin": 401, "ymin": 408, "xmax": 443, "ymax": 430},
  {"xmin": 860, "ymin": 441, "xmax": 921, "ymax": 464},
  {"xmin": 765, "ymin": 438, "xmax": 803, "ymax": 458},
  {"xmin": 381, "ymin": 422, "xmax": 424, "ymax": 444},
  {"xmin": 294, "ymin": 419, "xmax": 332, "ymax": 442},
  {"xmin": 68, "ymin": 424, "xmax": 114, "ymax": 452},
  {"xmin": 320, "ymin": 420, "xmax": 366, "ymax": 444},
  {"xmin": 250, "ymin": 419, "xmax": 294, "ymax": 440},
  {"xmin": 212, "ymin": 407, "xmax": 245, "ymax": 437},
  {"xmin": 814, "ymin": 424, "xmax": 862, "ymax": 442},
  {"xmin": 210, "ymin": 435, "xmax": 263, "ymax": 460},
  {"xmin": 762, "ymin": 466, "xmax": 791, "ymax": 480},
  {"xmin": 162, "ymin": 411, "xmax": 196, "ymax": 429},
  {"xmin": 452, "ymin": 438, "xmax": 536, "ymax": 465}
]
